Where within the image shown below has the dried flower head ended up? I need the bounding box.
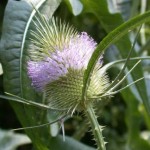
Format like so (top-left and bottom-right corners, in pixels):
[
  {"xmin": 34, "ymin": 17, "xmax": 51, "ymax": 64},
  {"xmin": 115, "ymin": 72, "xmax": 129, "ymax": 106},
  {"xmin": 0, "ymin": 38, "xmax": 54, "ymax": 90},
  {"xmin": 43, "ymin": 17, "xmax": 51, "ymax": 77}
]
[{"xmin": 27, "ymin": 16, "xmax": 110, "ymax": 113}]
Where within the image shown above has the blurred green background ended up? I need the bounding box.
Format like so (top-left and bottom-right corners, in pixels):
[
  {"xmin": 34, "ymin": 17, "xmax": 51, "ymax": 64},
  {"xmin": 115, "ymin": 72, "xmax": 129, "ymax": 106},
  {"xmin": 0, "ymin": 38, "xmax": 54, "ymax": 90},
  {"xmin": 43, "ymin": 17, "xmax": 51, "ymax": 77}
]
[{"xmin": 0, "ymin": 0, "xmax": 150, "ymax": 150}]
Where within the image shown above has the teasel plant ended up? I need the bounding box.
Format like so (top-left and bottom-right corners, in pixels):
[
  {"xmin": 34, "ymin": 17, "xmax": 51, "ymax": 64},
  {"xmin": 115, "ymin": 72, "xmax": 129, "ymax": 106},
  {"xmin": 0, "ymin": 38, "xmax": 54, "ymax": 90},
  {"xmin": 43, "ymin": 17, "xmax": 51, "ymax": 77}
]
[{"xmin": 1, "ymin": 5, "xmax": 150, "ymax": 150}]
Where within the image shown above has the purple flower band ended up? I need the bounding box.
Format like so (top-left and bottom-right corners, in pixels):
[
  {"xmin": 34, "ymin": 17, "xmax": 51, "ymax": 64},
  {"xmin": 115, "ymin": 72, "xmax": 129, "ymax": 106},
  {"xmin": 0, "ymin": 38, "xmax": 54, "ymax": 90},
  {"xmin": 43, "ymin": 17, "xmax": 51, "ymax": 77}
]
[{"xmin": 27, "ymin": 32, "xmax": 101, "ymax": 91}]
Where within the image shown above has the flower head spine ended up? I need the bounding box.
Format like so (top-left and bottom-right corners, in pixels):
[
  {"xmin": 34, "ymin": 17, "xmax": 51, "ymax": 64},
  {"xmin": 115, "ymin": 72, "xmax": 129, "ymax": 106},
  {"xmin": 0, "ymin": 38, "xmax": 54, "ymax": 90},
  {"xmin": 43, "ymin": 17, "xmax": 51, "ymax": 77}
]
[
  {"xmin": 27, "ymin": 16, "xmax": 109, "ymax": 112},
  {"xmin": 28, "ymin": 32, "xmax": 97, "ymax": 91}
]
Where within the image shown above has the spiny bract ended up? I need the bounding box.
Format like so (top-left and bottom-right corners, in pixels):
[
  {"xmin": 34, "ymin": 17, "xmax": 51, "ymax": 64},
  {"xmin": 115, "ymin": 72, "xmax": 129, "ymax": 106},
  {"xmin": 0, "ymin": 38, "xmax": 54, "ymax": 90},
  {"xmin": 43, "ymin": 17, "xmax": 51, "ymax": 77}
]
[{"xmin": 27, "ymin": 15, "xmax": 110, "ymax": 113}]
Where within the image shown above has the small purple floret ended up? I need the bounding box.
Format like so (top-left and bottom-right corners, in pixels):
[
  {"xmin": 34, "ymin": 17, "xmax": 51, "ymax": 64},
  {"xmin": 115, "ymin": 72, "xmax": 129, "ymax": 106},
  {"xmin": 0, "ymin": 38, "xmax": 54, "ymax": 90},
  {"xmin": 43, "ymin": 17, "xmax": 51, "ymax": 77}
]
[{"xmin": 28, "ymin": 32, "xmax": 98, "ymax": 91}]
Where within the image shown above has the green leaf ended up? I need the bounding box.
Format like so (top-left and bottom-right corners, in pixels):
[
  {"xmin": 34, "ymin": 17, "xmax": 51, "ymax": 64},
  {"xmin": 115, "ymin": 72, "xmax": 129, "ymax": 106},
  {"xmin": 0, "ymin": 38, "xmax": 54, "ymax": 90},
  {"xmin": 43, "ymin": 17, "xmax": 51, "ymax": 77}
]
[
  {"xmin": 81, "ymin": 1, "xmax": 150, "ymax": 115},
  {"xmin": 0, "ymin": 0, "xmax": 61, "ymax": 149},
  {"xmin": 66, "ymin": 0, "xmax": 83, "ymax": 16},
  {"xmin": 0, "ymin": 129, "xmax": 31, "ymax": 150},
  {"xmin": 106, "ymin": 0, "xmax": 131, "ymax": 21},
  {"xmin": 0, "ymin": 0, "xmax": 96, "ymax": 149},
  {"xmin": 122, "ymin": 88, "xmax": 150, "ymax": 150},
  {"xmin": 0, "ymin": 63, "xmax": 2, "ymax": 75},
  {"xmin": 51, "ymin": 135, "xmax": 95, "ymax": 150}
]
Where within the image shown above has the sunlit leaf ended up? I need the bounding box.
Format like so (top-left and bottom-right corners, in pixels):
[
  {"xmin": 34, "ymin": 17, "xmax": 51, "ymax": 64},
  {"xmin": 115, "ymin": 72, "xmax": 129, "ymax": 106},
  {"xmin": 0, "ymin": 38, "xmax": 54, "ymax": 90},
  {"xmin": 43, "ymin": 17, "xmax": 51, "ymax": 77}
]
[
  {"xmin": 0, "ymin": 129, "xmax": 31, "ymax": 150},
  {"xmin": 0, "ymin": 63, "xmax": 3, "ymax": 75},
  {"xmin": 67, "ymin": 0, "xmax": 83, "ymax": 16}
]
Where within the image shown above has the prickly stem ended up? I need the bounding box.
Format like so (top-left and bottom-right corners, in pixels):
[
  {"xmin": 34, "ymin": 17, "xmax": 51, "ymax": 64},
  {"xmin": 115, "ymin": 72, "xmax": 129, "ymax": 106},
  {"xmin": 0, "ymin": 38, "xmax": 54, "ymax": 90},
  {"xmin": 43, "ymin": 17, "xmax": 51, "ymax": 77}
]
[{"xmin": 84, "ymin": 102, "xmax": 106, "ymax": 150}]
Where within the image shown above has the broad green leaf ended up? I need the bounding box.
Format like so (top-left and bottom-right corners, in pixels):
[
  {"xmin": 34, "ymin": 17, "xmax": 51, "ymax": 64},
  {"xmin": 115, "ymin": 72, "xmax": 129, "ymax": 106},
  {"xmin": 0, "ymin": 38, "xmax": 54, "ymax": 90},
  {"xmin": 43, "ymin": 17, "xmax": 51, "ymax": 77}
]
[
  {"xmin": 0, "ymin": 0, "xmax": 60, "ymax": 150},
  {"xmin": 66, "ymin": 0, "xmax": 83, "ymax": 16},
  {"xmin": 121, "ymin": 88, "xmax": 150, "ymax": 150},
  {"xmin": 0, "ymin": 0, "xmax": 96, "ymax": 149},
  {"xmin": 0, "ymin": 63, "xmax": 2, "ymax": 75},
  {"xmin": 80, "ymin": 1, "xmax": 150, "ymax": 115},
  {"xmin": 0, "ymin": 129, "xmax": 31, "ymax": 150},
  {"xmin": 51, "ymin": 135, "xmax": 95, "ymax": 150},
  {"xmin": 106, "ymin": 0, "xmax": 131, "ymax": 21}
]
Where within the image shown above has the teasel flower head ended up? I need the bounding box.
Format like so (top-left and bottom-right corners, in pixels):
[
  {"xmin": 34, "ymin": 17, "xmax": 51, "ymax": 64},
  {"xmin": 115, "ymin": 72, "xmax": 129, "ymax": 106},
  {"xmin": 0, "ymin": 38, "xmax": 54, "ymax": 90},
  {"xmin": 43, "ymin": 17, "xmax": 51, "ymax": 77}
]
[{"xmin": 27, "ymin": 16, "xmax": 110, "ymax": 114}]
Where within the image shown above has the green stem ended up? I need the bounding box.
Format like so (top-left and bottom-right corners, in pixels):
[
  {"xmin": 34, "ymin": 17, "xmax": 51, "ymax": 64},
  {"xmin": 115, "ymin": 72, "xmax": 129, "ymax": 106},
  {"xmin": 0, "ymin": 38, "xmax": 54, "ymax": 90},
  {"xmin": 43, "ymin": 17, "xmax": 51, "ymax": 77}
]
[{"xmin": 85, "ymin": 102, "xmax": 106, "ymax": 150}]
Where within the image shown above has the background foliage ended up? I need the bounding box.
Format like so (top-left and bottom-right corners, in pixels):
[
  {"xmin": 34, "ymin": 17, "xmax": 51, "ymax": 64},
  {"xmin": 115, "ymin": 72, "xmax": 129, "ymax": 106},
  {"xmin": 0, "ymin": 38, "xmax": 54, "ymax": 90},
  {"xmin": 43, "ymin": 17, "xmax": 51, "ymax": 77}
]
[{"xmin": 0, "ymin": 0, "xmax": 150, "ymax": 150}]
